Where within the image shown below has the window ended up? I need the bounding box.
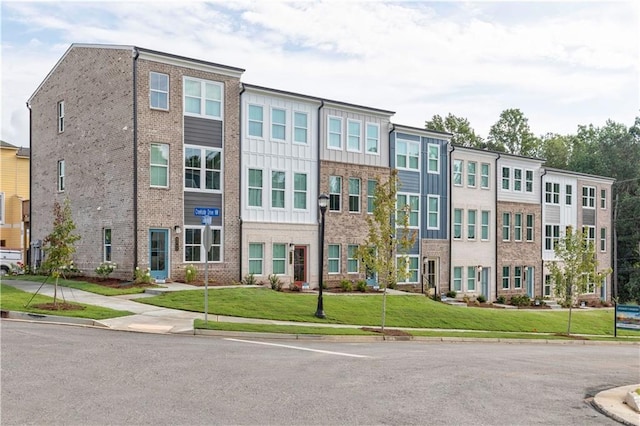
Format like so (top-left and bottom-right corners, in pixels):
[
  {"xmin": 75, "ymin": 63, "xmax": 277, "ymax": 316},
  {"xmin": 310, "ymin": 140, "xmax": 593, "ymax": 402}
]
[
  {"xmin": 150, "ymin": 143, "xmax": 169, "ymax": 187},
  {"xmin": 544, "ymin": 225, "xmax": 560, "ymax": 250},
  {"xmin": 294, "ymin": 173, "xmax": 307, "ymax": 210},
  {"xmin": 328, "ymin": 117, "xmax": 342, "ymax": 149},
  {"xmin": 525, "ymin": 170, "xmax": 534, "ymax": 192},
  {"xmin": 513, "ymin": 168, "xmax": 522, "ymax": 191},
  {"xmin": 401, "ymin": 256, "xmax": 419, "ymax": 283},
  {"xmin": 502, "ymin": 212, "xmax": 511, "ymax": 241},
  {"xmin": 453, "ymin": 160, "xmax": 463, "ymax": 185},
  {"xmin": 582, "ymin": 186, "xmax": 595, "ymax": 208},
  {"xmin": 150, "ymin": 72, "xmax": 169, "ymax": 110},
  {"xmin": 600, "ymin": 189, "xmax": 607, "ymax": 209},
  {"xmin": 184, "ymin": 77, "xmax": 222, "ymax": 119},
  {"xmin": 367, "ymin": 180, "xmax": 377, "ymax": 214},
  {"xmin": 526, "ymin": 214, "xmax": 534, "ymax": 241},
  {"xmin": 467, "ymin": 266, "xmax": 476, "ymax": 291},
  {"xmin": 271, "ymin": 171, "xmax": 285, "ymax": 208},
  {"xmin": 467, "ymin": 161, "xmax": 476, "ymax": 187},
  {"xmin": 514, "ymin": 213, "xmax": 522, "ymax": 241},
  {"xmin": 453, "ymin": 209, "xmax": 463, "ymax": 239},
  {"xmin": 545, "ymin": 182, "xmax": 560, "ymax": 204},
  {"xmin": 600, "ymin": 227, "xmax": 607, "ymax": 252},
  {"xmin": 584, "ymin": 226, "xmax": 596, "ymax": 247},
  {"xmin": 328, "ymin": 244, "xmax": 340, "ymax": 273},
  {"xmin": 480, "ymin": 163, "xmax": 490, "ymax": 189},
  {"xmin": 502, "ymin": 167, "xmax": 510, "ymax": 190},
  {"xmin": 271, "ymin": 108, "xmax": 286, "ymax": 141},
  {"xmin": 185, "ymin": 227, "xmax": 222, "ymax": 262},
  {"xmin": 57, "ymin": 160, "xmax": 65, "ymax": 192},
  {"xmin": 396, "ymin": 139, "xmax": 419, "ymax": 170},
  {"xmin": 348, "ymin": 178, "xmax": 360, "ymax": 212},
  {"xmin": 248, "ymin": 169, "xmax": 263, "ymax": 207},
  {"xmin": 103, "ymin": 228, "xmax": 112, "ymax": 262},
  {"xmin": 565, "ymin": 184, "xmax": 572, "ymax": 205},
  {"xmin": 347, "ymin": 120, "xmax": 361, "ymax": 152},
  {"xmin": 428, "ymin": 144, "xmax": 439, "ymax": 173},
  {"xmin": 249, "ymin": 243, "xmax": 264, "ymax": 275},
  {"xmin": 184, "ymin": 147, "xmax": 221, "ymax": 191},
  {"xmin": 427, "ymin": 195, "xmax": 439, "ymax": 230},
  {"xmin": 502, "ymin": 266, "xmax": 510, "ymax": 289},
  {"xmin": 514, "ymin": 266, "xmax": 522, "ymax": 289},
  {"xmin": 57, "ymin": 101, "xmax": 64, "ymax": 132},
  {"xmin": 397, "ymin": 194, "xmax": 419, "ymax": 227},
  {"xmin": 272, "ymin": 243, "xmax": 286, "ymax": 275},
  {"xmin": 329, "ymin": 176, "xmax": 342, "ymax": 211},
  {"xmin": 248, "ymin": 105, "xmax": 264, "ymax": 137},
  {"xmin": 481, "ymin": 210, "xmax": 490, "ymax": 240},
  {"xmin": 293, "ymin": 112, "xmax": 308, "ymax": 144},
  {"xmin": 366, "ymin": 123, "xmax": 379, "ymax": 154},
  {"xmin": 467, "ymin": 210, "xmax": 476, "ymax": 240},
  {"xmin": 544, "ymin": 274, "xmax": 552, "ymax": 297},
  {"xmin": 453, "ymin": 267, "xmax": 462, "ymax": 291},
  {"xmin": 347, "ymin": 245, "xmax": 359, "ymax": 273}
]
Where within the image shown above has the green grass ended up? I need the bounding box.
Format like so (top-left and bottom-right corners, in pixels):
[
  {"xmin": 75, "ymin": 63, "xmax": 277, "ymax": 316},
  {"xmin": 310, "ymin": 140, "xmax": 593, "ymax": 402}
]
[
  {"xmin": 194, "ymin": 320, "xmax": 380, "ymax": 335},
  {"xmin": 0, "ymin": 284, "xmax": 133, "ymax": 319},
  {"xmin": 2, "ymin": 275, "xmax": 150, "ymax": 296}
]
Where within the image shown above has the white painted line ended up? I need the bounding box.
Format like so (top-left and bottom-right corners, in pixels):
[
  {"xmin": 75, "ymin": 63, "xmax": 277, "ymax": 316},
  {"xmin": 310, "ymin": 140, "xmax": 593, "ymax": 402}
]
[{"xmin": 225, "ymin": 338, "xmax": 370, "ymax": 358}]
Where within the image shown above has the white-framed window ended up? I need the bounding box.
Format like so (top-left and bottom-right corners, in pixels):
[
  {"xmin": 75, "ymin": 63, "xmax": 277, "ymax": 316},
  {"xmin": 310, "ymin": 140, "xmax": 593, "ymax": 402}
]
[
  {"xmin": 480, "ymin": 163, "xmax": 490, "ymax": 189},
  {"xmin": 514, "ymin": 266, "xmax": 522, "ymax": 289},
  {"xmin": 329, "ymin": 176, "xmax": 342, "ymax": 211},
  {"xmin": 184, "ymin": 77, "xmax": 222, "ymax": 119},
  {"xmin": 185, "ymin": 226, "xmax": 222, "ymax": 262},
  {"xmin": 467, "ymin": 161, "xmax": 476, "ymax": 187},
  {"xmin": 348, "ymin": 178, "xmax": 360, "ymax": 213},
  {"xmin": 514, "ymin": 213, "xmax": 522, "ymax": 241},
  {"xmin": 544, "ymin": 225, "xmax": 560, "ymax": 250},
  {"xmin": 272, "ymin": 243, "xmax": 287, "ymax": 275},
  {"xmin": 453, "ymin": 266, "xmax": 462, "ymax": 292},
  {"xmin": 366, "ymin": 123, "xmax": 379, "ymax": 154},
  {"xmin": 582, "ymin": 186, "xmax": 596, "ymax": 208},
  {"xmin": 328, "ymin": 116, "xmax": 343, "ymax": 149},
  {"xmin": 545, "ymin": 182, "xmax": 560, "ymax": 204},
  {"xmin": 565, "ymin": 184, "xmax": 572, "ymax": 205},
  {"xmin": 249, "ymin": 243, "xmax": 264, "ymax": 275},
  {"xmin": 328, "ymin": 244, "xmax": 341, "ymax": 274},
  {"xmin": 526, "ymin": 214, "xmax": 534, "ymax": 241},
  {"xmin": 481, "ymin": 210, "xmax": 490, "ymax": 240},
  {"xmin": 271, "ymin": 171, "xmax": 285, "ymax": 208},
  {"xmin": 427, "ymin": 195, "xmax": 439, "ymax": 230},
  {"xmin": 347, "ymin": 119, "xmax": 361, "ymax": 152},
  {"xmin": 467, "ymin": 266, "xmax": 476, "ymax": 291},
  {"xmin": 293, "ymin": 112, "xmax": 308, "ymax": 144},
  {"xmin": 397, "ymin": 193, "xmax": 419, "ymax": 228},
  {"xmin": 57, "ymin": 100, "xmax": 64, "ymax": 133},
  {"xmin": 248, "ymin": 105, "xmax": 264, "ymax": 137},
  {"xmin": 396, "ymin": 139, "xmax": 419, "ymax": 171},
  {"xmin": 150, "ymin": 72, "xmax": 169, "ymax": 110},
  {"xmin": 584, "ymin": 225, "xmax": 596, "ymax": 247},
  {"xmin": 467, "ymin": 210, "xmax": 476, "ymax": 240},
  {"xmin": 453, "ymin": 208, "xmax": 463, "ymax": 239},
  {"xmin": 600, "ymin": 189, "xmax": 607, "ymax": 209},
  {"xmin": 150, "ymin": 143, "xmax": 169, "ymax": 188},
  {"xmin": 0, "ymin": 192, "xmax": 4, "ymax": 224},
  {"xmin": 347, "ymin": 244, "xmax": 359, "ymax": 274},
  {"xmin": 294, "ymin": 173, "xmax": 307, "ymax": 210},
  {"xmin": 502, "ymin": 266, "xmax": 510, "ymax": 289},
  {"xmin": 525, "ymin": 170, "xmax": 534, "ymax": 192},
  {"xmin": 513, "ymin": 168, "xmax": 523, "ymax": 191},
  {"xmin": 57, "ymin": 160, "xmax": 65, "ymax": 192},
  {"xmin": 367, "ymin": 179, "xmax": 377, "ymax": 214},
  {"xmin": 428, "ymin": 144, "xmax": 439, "ymax": 174},
  {"xmin": 501, "ymin": 167, "xmax": 510, "ymax": 190},
  {"xmin": 600, "ymin": 227, "xmax": 607, "ymax": 252},
  {"xmin": 453, "ymin": 159, "xmax": 463, "ymax": 186},
  {"xmin": 502, "ymin": 212, "xmax": 511, "ymax": 241},
  {"xmin": 184, "ymin": 146, "xmax": 222, "ymax": 191},
  {"xmin": 271, "ymin": 108, "xmax": 286, "ymax": 141},
  {"xmin": 103, "ymin": 228, "xmax": 112, "ymax": 262},
  {"xmin": 248, "ymin": 168, "xmax": 263, "ymax": 207},
  {"xmin": 397, "ymin": 256, "xmax": 419, "ymax": 283}
]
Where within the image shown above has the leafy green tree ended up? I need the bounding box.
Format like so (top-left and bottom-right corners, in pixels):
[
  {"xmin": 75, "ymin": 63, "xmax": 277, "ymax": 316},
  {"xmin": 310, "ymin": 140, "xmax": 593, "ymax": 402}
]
[
  {"xmin": 540, "ymin": 133, "xmax": 571, "ymax": 169},
  {"xmin": 549, "ymin": 226, "xmax": 611, "ymax": 335},
  {"xmin": 42, "ymin": 198, "xmax": 81, "ymax": 305},
  {"xmin": 487, "ymin": 108, "xmax": 541, "ymax": 157},
  {"xmin": 425, "ymin": 113, "xmax": 484, "ymax": 147},
  {"xmin": 357, "ymin": 169, "xmax": 416, "ymax": 332}
]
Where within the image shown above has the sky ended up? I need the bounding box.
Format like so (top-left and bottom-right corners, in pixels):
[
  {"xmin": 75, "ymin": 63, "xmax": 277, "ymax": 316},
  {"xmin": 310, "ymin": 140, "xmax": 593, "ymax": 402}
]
[{"xmin": 1, "ymin": 0, "xmax": 639, "ymax": 148}]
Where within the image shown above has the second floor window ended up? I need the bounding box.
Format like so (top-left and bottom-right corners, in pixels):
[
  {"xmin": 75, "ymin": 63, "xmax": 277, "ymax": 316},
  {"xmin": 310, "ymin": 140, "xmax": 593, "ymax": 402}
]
[
  {"xmin": 150, "ymin": 143, "xmax": 169, "ymax": 187},
  {"xmin": 502, "ymin": 167, "xmax": 510, "ymax": 190},
  {"xmin": 271, "ymin": 171, "xmax": 285, "ymax": 208},
  {"xmin": 367, "ymin": 179, "xmax": 377, "ymax": 213},
  {"xmin": 453, "ymin": 209, "xmax": 462, "ymax": 239},
  {"xmin": 582, "ymin": 186, "xmax": 595, "ymax": 208},
  {"xmin": 566, "ymin": 184, "xmax": 572, "ymax": 205},
  {"xmin": 184, "ymin": 147, "xmax": 221, "ymax": 191},
  {"xmin": 294, "ymin": 173, "xmax": 307, "ymax": 209},
  {"xmin": 526, "ymin": 214, "xmax": 534, "ymax": 241},
  {"xmin": 348, "ymin": 178, "xmax": 360, "ymax": 212},
  {"xmin": 427, "ymin": 195, "xmax": 439, "ymax": 230},
  {"xmin": 502, "ymin": 212, "xmax": 511, "ymax": 241},
  {"xmin": 467, "ymin": 210, "xmax": 476, "ymax": 239},
  {"xmin": 545, "ymin": 182, "xmax": 560, "ymax": 204},
  {"xmin": 329, "ymin": 176, "xmax": 342, "ymax": 211},
  {"xmin": 514, "ymin": 213, "xmax": 522, "ymax": 241},
  {"xmin": 150, "ymin": 72, "xmax": 169, "ymax": 110},
  {"xmin": 481, "ymin": 211, "xmax": 490, "ymax": 240},
  {"xmin": 248, "ymin": 169, "xmax": 263, "ymax": 207},
  {"xmin": 397, "ymin": 194, "xmax": 419, "ymax": 227},
  {"xmin": 525, "ymin": 170, "xmax": 534, "ymax": 192},
  {"xmin": 396, "ymin": 139, "xmax": 419, "ymax": 170},
  {"xmin": 600, "ymin": 189, "xmax": 607, "ymax": 209}
]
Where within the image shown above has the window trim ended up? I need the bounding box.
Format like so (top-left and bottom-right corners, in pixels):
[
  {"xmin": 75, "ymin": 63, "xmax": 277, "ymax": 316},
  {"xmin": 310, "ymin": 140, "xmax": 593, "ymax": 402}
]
[
  {"xmin": 149, "ymin": 72, "xmax": 169, "ymax": 110},
  {"xmin": 367, "ymin": 179, "xmax": 377, "ymax": 214},
  {"xmin": 467, "ymin": 161, "xmax": 477, "ymax": 187},
  {"xmin": 293, "ymin": 172, "xmax": 308, "ymax": 211},
  {"xmin": 480, "ymin": 163, "xmax": 490, "ymax": 189},
  {"xmin": 514, "ymin": 266, "xmax": 522, "ymax": 289},
  {"xmin": 526, "ymin": 214, "xmax": 534, "ymax": 242},
  {"xmin": 293, "ymin": 111, "xmax": 309, "ymax": 144},
  {"xmin": 513, "ymin": 168, "xmax": 523, "ymax": 192},
  {"xmin": 348, "ymin": 177, "xmax": 361, "ymax": 213},
  {"xmin": 395, "ymin": 138, "xmax": 420, "ymax": 171},
  {"xmin": 502, "ymin": 212, "xmax": 511, "ymax": 241},
  {"xmin": 453, "ymin": 159, "xmax": 463, "ymax": 186},
  {"xmin": 502, "ymin": 266, "xmax": 510, "ymax": 289},
  {"xmin": 467, "ymin": 210, "xmax": 476, "ymax": 240},
  {"xmin": 184, "ymin": 145, "xmax": 223, "ymax": 192},
  {"xmin": 57, "ymin": 160, "xmax": 65, "ymax": 192},
  {"xmin": 150, "ymin": 143, "xmax": 169, "ymax": 188},
  {"xmin": 481, "ymin": 210, "xmax": 490, "ymax": 241},
  {"xmin": 248, "ymin": 168, "xmax": 263, "ymax": 208},
  {"xmin": 525, "ymin": 169, "xmax": 534, "ymax": 193},
  {"xmin": 347, "ymin": 119, "xmax": 362, "ymax": 152},
  {"xmin": 453, "ymin": 266, "xmax": 462, "ymax": 292},
  {"xmin": 103, "ymin": 228, "xmax": 112, "ymax": 262},
  {"xmin": 501, "ymin": 167, "xmax": 510, "ymax": 190},
  {"xmin": 600, "ymin": 189, "xmax": 607, "ymax": 209},
  {"xmin": 600, "ymin": 227, "xmax": 607, "ymax": 252},
  {"xmin": 453, "ymin": 208, "xmax": 463, "ymax": 240},
  {"xmin": 272, "ymin": 243, "xmax": 287, "ymax": 275},
  {"xmin": 427, "ymin": 195, "xmax": 439, "ymax": 230},
  {"xmin": 183, "ymin": 77, "xmax": 223, "ymax": 120},
  {"xmin": 327, "ymin": 116, "xmax": 343, "ymax": 150},
  {"xmin": 184, "ymin": 226, "xmax": 223, "ymax": 263},
  {"xmin": 329, "ymin": 175, "xmax": 342, "ymax": 212},
  {"xmin": 582, "ymin": 186, "xmax": 596, "ymax": 209},
  {"xmin": 270, "ymin": 107, "xmax": 287, "ymax": 142},
  {"xmin": 248, "ymin": 243, "xmax": 264, "ymax": 275},
  {"xmin": 366, "ymin": 123, "xmax": 380, "ymax": 155},
  {"xmin": 328, "ymin": 244, "xmax": 341, "ymax": 274},
  {"xmin": 347, "ymin": 244, "xmax": 359, "ymax": 274},
  {"xmin": 467, "ymin": 266, "xmax": 476, "ymax": 292},
  {"xmin": 427, "ymin": 143, "xmax": 440, "ymax": 174},
  {"xmin": 271, "ymin": 170, "xmax": 286, "ymax": 209},
  {"xmin": 397, "ymin": 193, "xmax": 419, "ymax": 228},
  {"xmin": 57, "ymin": 101, "xmax": 65, "ymax": 133},
  {"xmin": 545, "ymin": 182, "xmax": 560, "ymax": 204},
  {"xmin": 248, "ymin": 104, "xmax": 264, "ymax": 138},
  {"xmin": 514, "ymin": 213, "xmax": 522, "ymax": 242}
]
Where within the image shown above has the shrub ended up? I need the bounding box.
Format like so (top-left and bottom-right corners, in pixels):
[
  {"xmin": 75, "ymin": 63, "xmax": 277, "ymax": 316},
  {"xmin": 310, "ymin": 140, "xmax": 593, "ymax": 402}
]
[
  {"xmin": 95, "ymin": 261, "xmax": 117, "ymax": 279},
  {"xmin": 462, "ymin": 294, "xmax": 470, "ymax": 303},
  {"xmin": 184, "ymin": 264, "xmax": 198, "ymax": 283},
  {"xmin": 134, "ymin": 267, "xmax": 152, "ymax": 284},
  {"xmin": 243, "ymin": 273, "xmax": 257, "ymax": 286},
  {"xmin": 496, "ymin": 295, "xmax": 506, "ymax": 304},
  {"xmin": 289, "ymin": 283, "xmax": 301, "ymax": 292},
  {"xmin": 387, "ymin": 281, "xmax": 397, "ymax": 290},
  {"xmin": 356, "ymin": 280, "xmax": 367, "ymax": 292},
  {"xmin": 340, "ymin": 279, "xmax": 353, "ymax": 292},
  {"xmin": 268, "ymin": 274, "xmax": 283, "ymax": 291},
  {"xmin": 446, "ymin": 290, "xmax": 457, "ymax": 298},
  {"xmin": 477, "ymin": 294, "xmax": 487, "ymax": 303},
  {"xmin": 510, "ymin": 294, "xmax": 531, "ymax": 307}
]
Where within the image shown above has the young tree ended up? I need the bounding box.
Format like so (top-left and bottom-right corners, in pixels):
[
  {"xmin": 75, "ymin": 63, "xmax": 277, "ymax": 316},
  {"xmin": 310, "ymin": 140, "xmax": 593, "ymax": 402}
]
[
  {"xmin": 357, "ymin": 170, "xmax": 416, "ymax": 332},
  {"xmin": 549, "ymin": 226, "xmax": 611, "ymax": 335},
  {"xmin": 42, "ymin": 198, "xmax": 81, "ymax": 306}
]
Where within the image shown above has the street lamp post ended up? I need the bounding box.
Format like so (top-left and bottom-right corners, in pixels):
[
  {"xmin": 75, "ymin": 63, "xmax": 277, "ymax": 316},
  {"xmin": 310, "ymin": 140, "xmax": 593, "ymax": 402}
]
[{"xmin": 315, "ymin": 193, "xmax": 329, "ymax": 319}]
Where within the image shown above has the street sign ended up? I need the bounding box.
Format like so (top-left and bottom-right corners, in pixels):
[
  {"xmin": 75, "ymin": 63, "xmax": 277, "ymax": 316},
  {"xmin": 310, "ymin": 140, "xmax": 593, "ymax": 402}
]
[
  {"xmin": 194, "ymin": 207, "xmax": 220, "ymax": 217},
  {"xmin": 201, "ymin": 216, "xmax": 212, "ymax": 225}
]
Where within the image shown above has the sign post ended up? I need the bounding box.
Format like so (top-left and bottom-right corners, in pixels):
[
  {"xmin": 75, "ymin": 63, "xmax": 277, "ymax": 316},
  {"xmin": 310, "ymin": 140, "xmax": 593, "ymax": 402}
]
[{"xmin": 194, "ymin": 207, "xmax": 220, "ymax": 323}]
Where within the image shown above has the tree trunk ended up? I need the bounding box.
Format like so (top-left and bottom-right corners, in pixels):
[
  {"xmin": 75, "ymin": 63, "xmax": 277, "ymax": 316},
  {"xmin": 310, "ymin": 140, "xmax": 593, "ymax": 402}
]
[
  {"xmin": 53, "ymin": 275, "xmax": 59, "ymax": 307},
  {"xmin": 567, "ymin": 305, "xmax": 573, "ymax": 335}
]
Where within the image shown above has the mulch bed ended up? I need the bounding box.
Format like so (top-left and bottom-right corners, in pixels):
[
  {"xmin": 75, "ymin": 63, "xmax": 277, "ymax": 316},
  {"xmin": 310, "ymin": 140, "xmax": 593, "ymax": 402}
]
[
  {"xmin": 68, "ymin": 276, "xmax": 154, "ymax": 289},
  {"xmin": 361, "ymin": 327, "xmax": 412, "ymax": 337},
  {"xmin": 32, "ymin": 302, "xmax": 85, "ymax": 311}
]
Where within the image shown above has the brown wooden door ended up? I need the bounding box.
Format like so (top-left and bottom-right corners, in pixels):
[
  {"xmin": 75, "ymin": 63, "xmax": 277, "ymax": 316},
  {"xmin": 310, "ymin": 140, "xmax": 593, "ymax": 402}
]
[{"xmin": 293, "ymin": 246, "xmax": 307, "ymax": 286}]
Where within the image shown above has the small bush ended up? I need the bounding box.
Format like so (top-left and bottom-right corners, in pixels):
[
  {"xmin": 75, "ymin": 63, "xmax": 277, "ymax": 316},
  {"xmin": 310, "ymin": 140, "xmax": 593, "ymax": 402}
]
[
  {"xmin": 510, "ymin": 294, "xmax": 531, "ymax": 307},
  {"xmin": 95, "ymin": 261, "xmax": 117, "ymax": 279},
  {"xmin": 356, "ymin": 280, "xmax": 367, "ymax": 292},
  {"xmin": 496, "ymin": 295, "xmax": 506, "ymax": 304},
  {"xmin": 477, "ymin": 294, "xmax": 487, "ymax": 303},
  {"xmin": 269, "ymin": 274, "xmax": 283, "ymax": 291},
  {"xmin": 387, "ymin": 281, "xmax": 397, "ymax": 290},
  {"xmin": 243, "ymin": 273, "xmax": 257, "ymax": 286},
  {"xmin": 185, "ymin": 264, "xmax": 198, "ymax": 283},
  {"xmin": 446, "ymin": 290, "xmax": 457, "ymax": 298},
  {"xmin": 134, "ymin": 267, "xmax": 152, "ymax": 284},
  {"xmin": 462, "ymin": 294, "xmax": 470, "ymax": 303},
  {"xmin": 288, "ymin": 283, "xmax": 301, "ymax": 292},
  {"xmin": 340, "ymin": 279, "xmax": 353, "ymax": 292}
]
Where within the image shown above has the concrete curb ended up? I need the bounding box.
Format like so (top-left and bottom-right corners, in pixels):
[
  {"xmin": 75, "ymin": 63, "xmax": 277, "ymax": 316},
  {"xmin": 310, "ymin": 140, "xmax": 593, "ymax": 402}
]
[
  {"xmin": 593, "ymin": 384, "xmax": 640, "ymax": 426},
  {"xmin": 1, "ymin": 310, "xmax": 108, "ymax": 328}
]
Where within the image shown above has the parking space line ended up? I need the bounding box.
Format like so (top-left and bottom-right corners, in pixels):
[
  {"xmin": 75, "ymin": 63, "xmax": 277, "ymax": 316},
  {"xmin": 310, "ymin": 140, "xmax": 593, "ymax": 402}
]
[{"xmin": 225, "ymin": 338, "xmax": 370, "ymax": 358}]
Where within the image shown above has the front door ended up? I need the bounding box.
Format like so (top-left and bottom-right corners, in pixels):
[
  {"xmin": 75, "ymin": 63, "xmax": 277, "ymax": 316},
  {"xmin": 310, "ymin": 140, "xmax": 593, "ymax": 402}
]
[
  {"xmin": 526, "ymin": 266, "xmax": 535, "ymax": 298},
  {"xmin": 481, "ymin": 268, "xmax": 489, "ymax": 300},
  {"xmin": 293, "ymin": 246, "xmax": 307, "ymax": 286},
  {"xmin": 149, "ymin": 229, "xmax": 169, "ymax": 280}
]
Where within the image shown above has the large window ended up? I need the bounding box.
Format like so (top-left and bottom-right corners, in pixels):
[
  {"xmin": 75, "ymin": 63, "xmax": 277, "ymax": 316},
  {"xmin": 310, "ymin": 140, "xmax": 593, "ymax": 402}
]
[
  {"xmin": 328, "ymin": 244, "xmax": 340, "ymax": 273},
  {"xmin": 249, "ymin": 243, "xmax": 264, "ymax": 275},
  {"xmin": 294, "ymin": 173, "xmax": 307, "ymax": 210},
  {"xmin": 514, "ymin": 266, "xmax": 522, "ymax": 289},
  {"xmin": 271, "ymin": 108, "xmax": 286, "ymax": 141},
  {"xmin": 467, "ymin": 266, "xmax": 476, "ymax": 291},
  {"xmin": 248, "ymin": 105, "xmax": 264, "ymax": 137},
  {"xmin": 397, "ymin": 194, "xmax": 419, "ymax": 227},
  {"xmin": 347, "ymin": 245, "xmax": 359, "ymax": 274},
  {"xmin": 271, "ymin": 171, "xmax": 285, "ymax": 208},
  {"xmin": 367, "ymin": 179, "xmax": 377, "ymax": 214},
  {"xmin": 453, "ymin": 209, "xmax": 463, "ymax": 239},
  {"xmin": 103, "ymin": 228, "xmax": 112, "ymax": 262},
  {"xmin": 453, "ymin": 160, "xmax": 463, "ymax": 186},
  {"xmin": 184, "ymin": 77, "xmax": 222, "ymax": 119},
  {"xmin": 544, "ymin": 225, "xmax": 560, "ymax": 250},
  {"xmin": 57, "ymin": 160, "xmax": 65, "ymax": 192},
  {"xmin": 347, "ymin": 120, "xmax": 361, "ymax": 152},
  {"xmin": 428, "ymin": 144, "xmax": 439, "ymax": 173},
  {"xmin": 150, "ymin": 72, "xmax": 169, "ymax": 110},
  {"xmin": 502, "ymin": 212, "xmax": 511, "ymax": 241},
  {"xmin": 526, "ymin": 214, "xmax": 534, "ymax": 241},
  {"xmin": 150, "ymin": 143, "xmax": 169, "ymax": 187},
  {"xmin": 294, "ymin": 112, "xmax": 308, "ymax": 144},
  {"xmin": 514, "ymin": 213, "xmax": 522, "ymax": 241},
  {"xmin": 502, "ymin": 266, "xmax": 510, "ymax": 289},
  {"xmin": 480, "ymin": 163, "xmax": 490, "ymax": 189},
  {"xmin": 184, "ymin": 147, "xmax": 221, "ymax": 191},
  {"xmin": 366, "ymin": 123, "xmax": 379, "ymax": 154},
  {"xmin": 272, "ymin": 243, "xmax": 286, "ymax": 275},
  {"xmin": 453, "ymin": 267, "xmax": 462, "ymax": 291},
  {"xmin": 328, "ymin": 117, "xmax": 342, "ymax": 149},
  {"xmin": 185, "ymin": 227, "xmax": 221, "ymax": 262},
  {"xmin": 348, "ymin": 178, "xmax": 360, "ymax": 213},
  {"xmin": 545, "ymin": 182, "xmax": 560, "ymax": 204},
  {"xmin": 57, "ymin": 101, "xmax": 65, "ymax": 133},
  {"xmin": 467, "ymin": 210, "xmax": 476, "ymax": 240},
  {"xmin": 481, "ymin": 210, "xmax": 490, "ymax": 240},
  {"xmin": 329, "ymin": 176, "xmax": 341, "ymax": 211},
  {"xmin": 467, "ymin": 161, "xmax": 477, "ymax": 187},
  {"xmin": 396, "ymin": 139, "xmax": 419, "ymax": 170},
  {"xmin": 427, "ymin": 195, "xmax": 439, "ymax": 230},
  {"xmin": 582, "ymin": 186, "xmax": 595, "ymax": 208},
  {"xmin": 248, "ymin": 169, "xmax": 263, "ymax": 207}
]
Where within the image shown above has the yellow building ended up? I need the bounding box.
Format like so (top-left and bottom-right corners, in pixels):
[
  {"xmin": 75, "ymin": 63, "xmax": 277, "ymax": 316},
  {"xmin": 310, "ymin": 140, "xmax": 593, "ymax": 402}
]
[{"xmin": 0, "ymin": 141, "xmax": 30, "ymax": 257}]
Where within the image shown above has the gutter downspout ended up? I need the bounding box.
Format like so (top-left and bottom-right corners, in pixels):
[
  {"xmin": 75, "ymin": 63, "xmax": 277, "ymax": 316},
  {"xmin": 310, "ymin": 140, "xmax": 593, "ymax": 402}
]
[
  {"xmin": 448, "ymin": 143, "xmax": 455, "ymax": 294},
  {"xmin": 132, "ymin": 48, "xmax": 139, "ymax": 271},
  {"xmin": 26, "ymin": 101, "xmax": 32, "ymax": 269},
  {"xmin": 539, "ymin": 167, "xmax": 547, "ymax": 299},
  {"xmin": 494, "ymin": 153, "xmax": 501, "ymax": 302},
  {"xmin": 238, "ymin": 83, "xmax": 246, "ymax": 282}
]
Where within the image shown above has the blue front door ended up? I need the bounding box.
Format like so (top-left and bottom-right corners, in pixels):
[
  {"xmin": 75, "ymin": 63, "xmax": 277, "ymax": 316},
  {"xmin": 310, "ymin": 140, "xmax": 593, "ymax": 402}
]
[{"xmin": 149, "ymin": 229, "xmax": 169, "ymax": 280}]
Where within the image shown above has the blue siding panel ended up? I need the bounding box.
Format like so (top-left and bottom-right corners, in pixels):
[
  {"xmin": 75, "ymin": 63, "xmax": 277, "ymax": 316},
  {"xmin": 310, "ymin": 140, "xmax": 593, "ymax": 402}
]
[{"xmin": 398, "ymin": 170, "xmax": 420, "ymax": 193}]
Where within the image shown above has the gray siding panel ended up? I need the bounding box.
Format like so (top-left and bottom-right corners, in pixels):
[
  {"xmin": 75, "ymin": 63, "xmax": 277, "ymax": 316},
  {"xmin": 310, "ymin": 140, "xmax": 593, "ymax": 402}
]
[
  {"xmin": 398, "ymin": 170, "xmax": 420, "ymax": 193},
  {"xmin": 546, "ymin": 205, "xmax": 561, "ymax": 223},
  {"xmin": 583, "ymin": 209, "xmax": 596, "ymax": 226},
  {"xmin": 184, "ymin": 116, "xmax": 222, "ymax": 148},
  {"xmin": 184, "ymin": 192, "xmax": 223, "ymax": 226}
]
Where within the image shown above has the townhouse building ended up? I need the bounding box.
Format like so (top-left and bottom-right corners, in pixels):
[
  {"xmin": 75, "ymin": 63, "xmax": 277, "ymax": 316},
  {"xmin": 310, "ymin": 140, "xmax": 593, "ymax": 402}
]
[{"xmin": 0, "ymin": 141, "xmax": 30, "ymax": 258}]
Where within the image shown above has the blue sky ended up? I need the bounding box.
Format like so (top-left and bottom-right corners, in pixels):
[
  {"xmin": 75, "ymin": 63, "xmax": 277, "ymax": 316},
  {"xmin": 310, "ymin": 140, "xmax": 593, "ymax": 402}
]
[{"xmin": 2, "ymin": 0, "xmax": 638, "ymax": 148}]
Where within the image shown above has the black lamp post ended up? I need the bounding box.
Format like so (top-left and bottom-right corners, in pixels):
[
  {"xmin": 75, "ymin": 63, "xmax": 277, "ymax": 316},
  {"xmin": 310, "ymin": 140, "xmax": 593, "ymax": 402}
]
[{"xmin": 315, "ymin": 193, "xmax": 329, "ymax": 319}]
